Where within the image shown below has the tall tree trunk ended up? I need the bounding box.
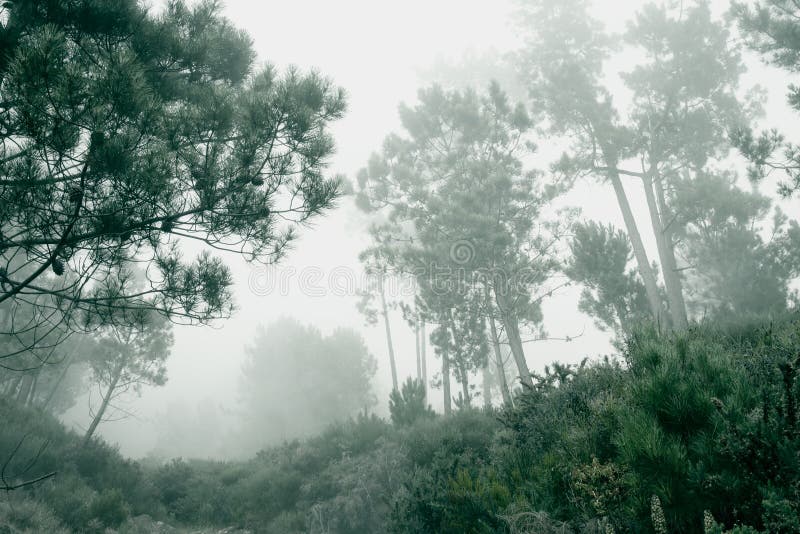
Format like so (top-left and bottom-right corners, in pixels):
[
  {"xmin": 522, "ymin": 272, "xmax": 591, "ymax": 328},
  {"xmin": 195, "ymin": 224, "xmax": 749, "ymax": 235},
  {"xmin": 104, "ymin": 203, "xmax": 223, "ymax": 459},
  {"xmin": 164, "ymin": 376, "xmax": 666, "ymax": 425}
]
[
  {"xmin": 41, "ymin": 355, "xmax": 74, "ymax": 411},
  {"xmin": 488, "ymin": 314, "xmax": 513, "ymax": 407},
  {"xmin": 642, "ymin": 173, "xmax": 687, "ymax": 329},
  {"xmin": 15, "ymin": 373, "xmax": 33, "ymax": 404},
  {"xmin": 445, "ymin": 309, "xmax": 470, "ymax": 408},
  {"xmin": 482, "ymin": 364, "xmax": 492, "ymax": 409},
  {"xmin": 420, "ymin": 320, "xmax": 428, "ymax": 402},
  {"xmin": 458, "ymin": 360, "xmax": 471, "ymax": 407},
  {"xmin": 503, "ymin": 314, "xmax": 533, "ymax": 389},
  {"xmin": 25, "ymin": 370, "xmax": 39, "ymax": 406},
  {"xmin": 4, "ymin": 373, "xmax": 22, "ymax": 396},
  {"xmin": 494, "ymin": 287, "xmax": 533, "ymax": 388},
  {"xmin": 378, "ymin": 276, "xmax": 398, "ymax": 391},
  {"xmin": 440, "ymin": 317, "xmax": 453, "ymax": 416},
  {"xmin": 442, "ymin": 343, "xmax": 452, "ymax": 416},
  {"xmin": 651, "ymin": 171, "xmax": 688, "ymax": 329},
  {"xmin": 607, "ymin": 170, "xmax": 665, "ymax": 328},
  {"xmin": 414, "ymin": 312, "xmax": 422, "ymax": 381},
  {"xmin": 83, "ymin": 359, "xmax": 124, "ymax": 446},
  {"xmin": 0, "ymin": 375, "xmax": 10, "ymax": 395}
]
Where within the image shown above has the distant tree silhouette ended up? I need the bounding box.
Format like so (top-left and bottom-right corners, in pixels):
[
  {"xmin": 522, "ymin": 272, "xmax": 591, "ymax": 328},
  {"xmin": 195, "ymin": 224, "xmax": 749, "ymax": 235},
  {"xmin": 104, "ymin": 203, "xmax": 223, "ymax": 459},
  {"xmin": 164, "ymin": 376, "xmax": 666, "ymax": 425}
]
[{"xmin": 239, "ymin": 318, "xmax": 377, "ymax": 446}]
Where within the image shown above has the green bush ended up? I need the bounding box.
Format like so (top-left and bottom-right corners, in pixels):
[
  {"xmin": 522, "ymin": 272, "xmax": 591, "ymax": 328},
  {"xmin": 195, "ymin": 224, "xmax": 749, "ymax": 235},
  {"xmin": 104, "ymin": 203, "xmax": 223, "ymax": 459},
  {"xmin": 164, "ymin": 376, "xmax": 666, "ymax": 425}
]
[
  {"xmin": 87, "ymin": 488, "xmax": 130, "ymax": 529},
  {"xmin": 0, "ymin": 494, "xmax": 70, "ymax": 534},
  {"xmin": 3, "ymin": 316, "xmax": 800, "ymax": 534},
  {"xmin": 390, "ymin": 378, "xmax": 435, "ymax": 426}
]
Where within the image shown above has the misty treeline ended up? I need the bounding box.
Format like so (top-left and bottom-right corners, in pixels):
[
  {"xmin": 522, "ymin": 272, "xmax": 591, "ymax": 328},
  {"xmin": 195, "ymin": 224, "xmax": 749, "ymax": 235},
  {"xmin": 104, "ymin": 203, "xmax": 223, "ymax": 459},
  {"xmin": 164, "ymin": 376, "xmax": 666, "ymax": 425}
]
[
  {"xmin": 0, "ymin": 0, "xmax": 349, "ymax": 444},
  {"xmin": 1, "ymin": 0, "xmax": 800, "ymax": 533},
  {"xmin": 354, "ymin": 0, "xmax": 800, "ymax": 416}
]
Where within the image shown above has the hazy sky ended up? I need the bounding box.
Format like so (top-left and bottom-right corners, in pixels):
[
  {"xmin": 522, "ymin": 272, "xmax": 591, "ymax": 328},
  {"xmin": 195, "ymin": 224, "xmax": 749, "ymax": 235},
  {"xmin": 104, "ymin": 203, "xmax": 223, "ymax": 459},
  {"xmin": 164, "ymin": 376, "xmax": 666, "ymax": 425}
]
[{"xmin": 68, "ymin": 0, "xmax": 799, "ymax": 457}]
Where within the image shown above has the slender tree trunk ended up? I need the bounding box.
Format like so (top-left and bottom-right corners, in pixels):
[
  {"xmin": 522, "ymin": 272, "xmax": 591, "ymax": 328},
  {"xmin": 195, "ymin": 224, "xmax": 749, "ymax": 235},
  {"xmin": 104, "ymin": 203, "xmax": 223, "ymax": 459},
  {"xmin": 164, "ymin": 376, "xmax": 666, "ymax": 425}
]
[
  {"xmin": 482, "ymin": 364, "xmax": 492, "ymax": 409},
  {"xmin": 445, "ymin": 308, "xmax": 470, "ymax": 408},
  {"xmin": 83, "ymin": 359, "xmax": 124, "ymax": 445},
  {"xmin": 41, "ymin": 355, "xmax": 74, "ymax": 411},
  {"xmin": 0, "ymin": 306, "xmax": 10, "ymax": 333},
  {"xmin": 607, "ymin": 169, "xmax": 665, "ymax": 328},
  {"xmin": 642, "ymin": 174, "xmax": 687, "ymax": 329},
  {"xmin": 651, "ymin": 171, "xmax": 688, "ymax": 329},
  {"xmin": 489, "ymin": 314, "xmax": 513, "ymax": 406},
  {"xmin": 458, "ymin": 360, "xmax": 471, "ymax": 407},
  {"xmin": 0, "ymin": 375, "xmax": 10, "ymax": 395},
  {"xmin": 502, "ymin": 313, "xmax": 533, "ymax": 389},
  {"xmin": 442, "ymin": 343, "xmax": 452, "ymax": 416},
  {"xmin": 414, "ymin": 312, "xmax": 422, "ymax": 381},
  {"xmin": 494, "ymin": 287, "xmax": 533, "ymax": 388},
  {"xmin": 420, "ymin": 320, "xmax": 428, "ymax": 402},
  {"xmin": 25, "ymin": 370, "xmax": 39, "ymax": 406},
  {"xmin": 5, "ymin": 373, "xmax": 22, "ymax": 397},
  {"xmin": 378, "ymin": 276, "xmax": 398, "ymax": 391},
  {"xmin": 15, "ymin": 373, "xmax": 33, "ymax": 404},
  {"xmin": 440, "ymin": 317, "xmax": 453, "ymax": 416}
]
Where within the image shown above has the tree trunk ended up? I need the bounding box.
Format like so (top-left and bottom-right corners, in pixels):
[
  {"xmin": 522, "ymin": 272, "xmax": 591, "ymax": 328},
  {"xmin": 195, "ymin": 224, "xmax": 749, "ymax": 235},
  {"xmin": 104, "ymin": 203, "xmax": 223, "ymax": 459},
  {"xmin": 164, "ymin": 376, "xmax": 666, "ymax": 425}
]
[
  {"xmin": 25, "ymin": 370, "xmax": 39, "ymax": 406},
  {"xmin": 489, "ymin": 314, "xmax": 513, "ymax": 407},
  {"xmin": 378, "ymin": 276, "xmax": 398, "ymax": 391},
  {"xmin": 482, "ymin": 364, "xmax": 492, "ymax": 409},
  {"xmin": 420, "ymin": 320, "xmax": 428, "ymax": 402},
  {"xmin": 414, "ymin": 312, "xmax": 422, "ymax": 381},
  {"xmin": 607, "ymin": 169, "xmax": 665, "ymax": 328},
  {"xmin": 0, "ymin": 375, "xmax": 10, "ymax": 395},
  {"xmin": 41, "ymin": 355, "xmax": 74, "ymax": 411},
  {"xmin": 642, "ymin": 174, "xmax": 687, "ymax": 329},
  {"xmin": 15, "ymin": 373, "xmax": 33, "ymax": 404},
  {"xmin": 458, "ymin": 360, "xmax": 471, "ymax": 407},
  {"xmin": 442, "ymin": 344, "xmax": 452, "ymax": 416},
  {"xmin": 494, "ymin": 288, "xmax": 533, "ymax": 388},
  {"xmin": 440, "ymin": 319, "xmax": 452, "ymax": 416},
  {"xmin": 445, "ymin": 308, "xmax": 470, "ymax": 408},
  {"xmin": 649, "ymin": 171, "xmax": 688, "ymax": 329},
  {"xmin": 503, "ymin": 313, "xmax": 533, "ymax": 389},
  {"xmin": 83, "ymin": 359, "xmax": 124, "ymax": 446},
  {"xmin": 4, "ymin": 373, "xmax": 23, "ymax": 397}
]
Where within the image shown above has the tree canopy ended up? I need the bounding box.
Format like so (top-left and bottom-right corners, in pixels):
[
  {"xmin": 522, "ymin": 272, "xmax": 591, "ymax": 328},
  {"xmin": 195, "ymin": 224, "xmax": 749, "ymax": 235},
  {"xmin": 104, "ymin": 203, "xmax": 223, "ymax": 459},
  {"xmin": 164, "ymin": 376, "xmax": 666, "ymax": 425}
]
[
  {"xmin": 239, "ymin": 318, "xmax": 377, "ymax": 448},
  {"xmin": 0, "ymin": 0, "xmax": 346, "ymax": 357}
]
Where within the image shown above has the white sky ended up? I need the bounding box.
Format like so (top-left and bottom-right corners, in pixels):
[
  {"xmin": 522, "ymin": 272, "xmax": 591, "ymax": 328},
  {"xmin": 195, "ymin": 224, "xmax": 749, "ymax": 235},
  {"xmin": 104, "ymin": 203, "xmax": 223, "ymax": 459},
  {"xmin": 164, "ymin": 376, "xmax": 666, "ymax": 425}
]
[{"xmin": 69, "ymin": 0, "xmax": 799, "ymax": 457}]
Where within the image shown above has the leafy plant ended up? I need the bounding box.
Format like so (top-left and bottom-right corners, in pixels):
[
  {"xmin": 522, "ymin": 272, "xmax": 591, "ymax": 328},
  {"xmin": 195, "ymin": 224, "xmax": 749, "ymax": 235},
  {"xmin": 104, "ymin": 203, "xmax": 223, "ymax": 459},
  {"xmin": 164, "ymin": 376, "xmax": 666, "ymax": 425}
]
[{"xmin": 389, "ymin": 378, "xmax": 435, "ymax": 427}]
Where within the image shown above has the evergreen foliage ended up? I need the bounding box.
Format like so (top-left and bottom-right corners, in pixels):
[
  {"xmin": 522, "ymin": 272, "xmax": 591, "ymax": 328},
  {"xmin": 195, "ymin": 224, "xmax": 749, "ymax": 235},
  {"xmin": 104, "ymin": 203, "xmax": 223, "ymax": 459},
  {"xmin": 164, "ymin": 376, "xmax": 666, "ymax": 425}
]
[
  {"xmin": 389, "ymin": 377, "xmax": 435, "ymax": 426},
  {"xmin": 2, "ymin": 318, "xmax": 799, "ymax": 532},
  {"xmin": 0, "ymin": 0, "xmax": 346, "ymax": 354},
  {"xmin": 1, "ymin": 0, "xmax": 800, "ymax": 533},
  {"xmin": 238, "ymin": 318, "xmax": 377, "ymax": 449}
]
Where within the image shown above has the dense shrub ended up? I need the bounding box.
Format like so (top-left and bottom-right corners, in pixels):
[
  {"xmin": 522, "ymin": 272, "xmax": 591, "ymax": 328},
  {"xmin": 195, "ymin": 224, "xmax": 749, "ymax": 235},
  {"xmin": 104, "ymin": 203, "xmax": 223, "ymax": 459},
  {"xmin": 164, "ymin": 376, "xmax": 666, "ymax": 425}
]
[
  {"xmin": 0, "ymin": 494, "xmax": 70, "ymax": 534},
  {"xmin": 2, "ymin": 317, "xmax": 800, "ymax": 533},
  {"xmin": 0, "ymin": 397, "xmax": 164, "ymax": 531},
  {"xmin": 388, "ymin": 316, "xmax": 800, "ymax": 533},
  {"xmin": 390, "ymin": 378, "xmax": 435, "ymax": 426}
]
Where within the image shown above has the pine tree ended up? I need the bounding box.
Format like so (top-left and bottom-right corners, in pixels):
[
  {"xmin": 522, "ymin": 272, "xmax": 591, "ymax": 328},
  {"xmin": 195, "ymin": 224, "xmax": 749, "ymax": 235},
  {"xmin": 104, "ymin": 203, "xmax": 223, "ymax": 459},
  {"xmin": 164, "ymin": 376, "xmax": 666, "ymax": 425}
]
[
  {"xmin": 732, "ymin": 0, "xmax": 800, "ymax": 198},
  {"xmin": 356, "ymin": 82, "xmax": 565, "ymax": 391},
  {"xmin": 516, "ymin": 0, "xmax": 757, "ymax": 330},
  {"xmin": 389, "ymin": 377, "xmax": 434, "ymax": 426},
  {"xmin": 566, "ymin": 221, "xmax": 652, "ymax": 340},
  {"xmin": 83, "ymin": 308, "xmax": 173, "ymax": 445},
  {"xmin": 0, "ymin": 0, "xmax": 346, "ymax": 354}
]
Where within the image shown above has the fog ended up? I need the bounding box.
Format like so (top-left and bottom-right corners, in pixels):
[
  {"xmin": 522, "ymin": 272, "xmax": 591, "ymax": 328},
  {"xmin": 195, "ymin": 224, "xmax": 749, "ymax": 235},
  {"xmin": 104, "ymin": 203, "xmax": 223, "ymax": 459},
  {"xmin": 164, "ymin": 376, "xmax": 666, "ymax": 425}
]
[
  {"xmin": 51, "ymin": 0, "xmax": 797, "ymax": 459},
  {"xmin": 6, "ymin": 1, "xmax": 800, "ymax": 531}
]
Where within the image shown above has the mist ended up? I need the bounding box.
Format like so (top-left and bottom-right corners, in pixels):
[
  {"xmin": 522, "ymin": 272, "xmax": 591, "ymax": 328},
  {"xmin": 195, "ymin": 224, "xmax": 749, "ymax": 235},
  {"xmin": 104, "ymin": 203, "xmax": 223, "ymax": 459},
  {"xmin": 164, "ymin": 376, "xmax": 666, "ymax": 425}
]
[
  {"xmin": 2, "ymin": 0, "xmax": 800, "ymax": 532},
  {"xmin": 66, "ymin": 0, "xmax": 797, "ymax": 461}
]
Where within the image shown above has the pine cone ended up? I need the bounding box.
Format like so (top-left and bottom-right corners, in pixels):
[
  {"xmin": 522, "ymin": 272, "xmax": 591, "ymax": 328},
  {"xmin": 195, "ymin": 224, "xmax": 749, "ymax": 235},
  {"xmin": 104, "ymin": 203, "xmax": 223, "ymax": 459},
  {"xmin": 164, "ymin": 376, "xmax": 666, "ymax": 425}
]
[{"xmin": 52, "ymin": 258, "xmax": 65, "ymax": 276}]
